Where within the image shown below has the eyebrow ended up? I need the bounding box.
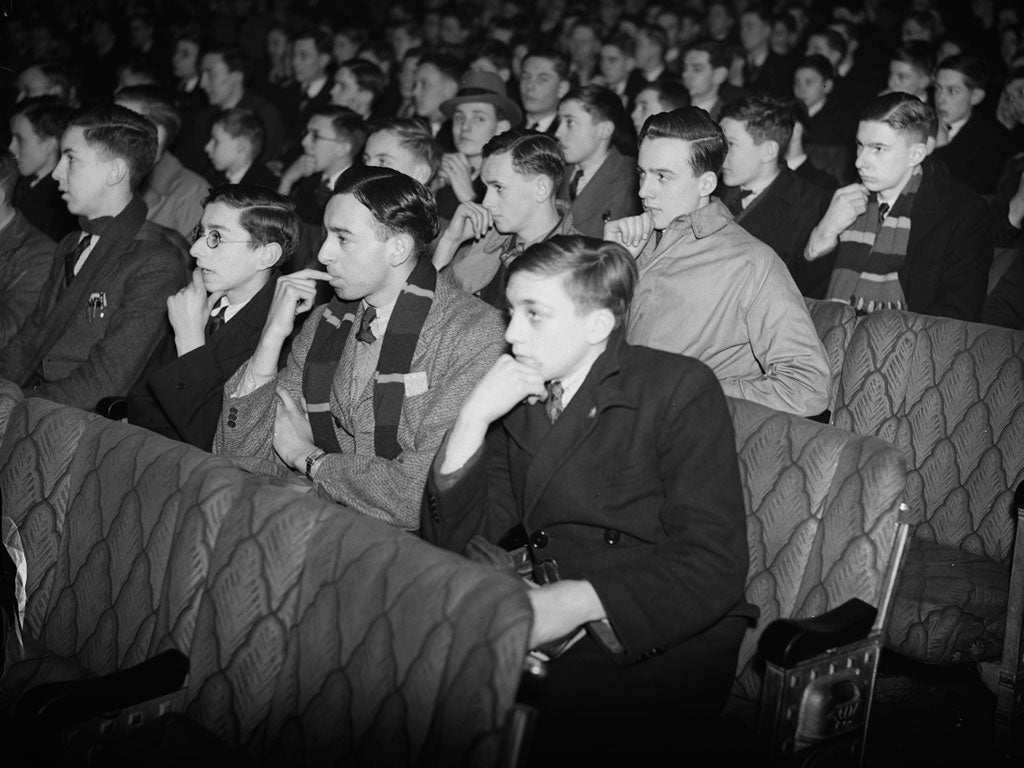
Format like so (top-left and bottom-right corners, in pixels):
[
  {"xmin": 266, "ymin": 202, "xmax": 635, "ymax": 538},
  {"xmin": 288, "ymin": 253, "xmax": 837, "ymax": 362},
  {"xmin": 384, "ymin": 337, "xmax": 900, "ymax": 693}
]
[
  {"xmin": 327, "ymin": 225, "xmax": 355, "ymax": 236},
  {"xmin": 639, "ymin": 166, "xmax": 676, "ymax": 176}
]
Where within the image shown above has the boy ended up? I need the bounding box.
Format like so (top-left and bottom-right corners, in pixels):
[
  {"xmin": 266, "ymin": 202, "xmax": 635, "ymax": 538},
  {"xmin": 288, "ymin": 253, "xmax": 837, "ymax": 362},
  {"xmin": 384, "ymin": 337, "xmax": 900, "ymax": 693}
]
[
  {"xmin": 8, "ymin": 96, "xmax": 77, "ymax": 241},
  {"xmin": 205, "ymin": 108, "xmax": 279, "ymax": 189},
  {"xmin": 0, "ymin": 105, "xmax": 188, "ymax": 411},
  {"xmin": 630, "ymin": 80, "xmax": 689, "ymax": 135},
  {"xmin": 805, "ymin": 93, "xmax": 993, "ymax": 320},
  {"xmin": 886, "ymin": 42, "xmax": 934, "ymax": 103},
  {"xmin": 519, "ymin": 49, "xmax": 572, "ymax": 135},
  {"xmin": 681, "ymin": 41, "xmax": 731, "ymax": 120},
  {"xmin": 793, "ymin": 54, "xmax": 856, "ymax": 185},
  {"xmin": 126, "ymin": 185, "xmax": 299, "ymax": 450},
  {"xmin": 598, "ymin": 32, "xmax": 643, "ymax": 107},
  {"xmin": 423, "ymin": 234, "xmax": 753, "ymax": 762},
  {"xmin": 362, "ymin": 118, "xmax": 441, "ymax": 187},
  {"xmin": 555, "ymin": 85, "xmax": 641, "ymax": 238}
]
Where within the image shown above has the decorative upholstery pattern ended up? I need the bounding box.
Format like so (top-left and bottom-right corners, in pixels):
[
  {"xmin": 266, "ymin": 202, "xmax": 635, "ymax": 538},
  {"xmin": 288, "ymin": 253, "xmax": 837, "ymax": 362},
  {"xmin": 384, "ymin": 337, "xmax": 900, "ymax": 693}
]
[
  {"xmin": 804, "ymin": 298, "xmax": 858, "ymax": 412},
  {"xmin": 0, "ymin": 377, "xmax": 24, "ymax": 439},
  {"xmin": 728, "ymin": 397, "xmax": 906, "ymax": 702},
  {"xmin": 834, "ymin": 311, "xmax": 1024, "ymax": 562}
]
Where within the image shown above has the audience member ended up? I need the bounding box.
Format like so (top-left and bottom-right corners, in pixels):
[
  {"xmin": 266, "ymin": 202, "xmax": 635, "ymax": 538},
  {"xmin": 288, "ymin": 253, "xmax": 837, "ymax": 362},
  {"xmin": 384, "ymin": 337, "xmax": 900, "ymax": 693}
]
[
  {"xmin": 413, "ymin": 51, "xmax": 462, "ymax": 151},
  {"xmin": 794, "ymin": 54, "xmax": 856, "ymax": 185},
  {"xmin": 127, "ymin": 185, "xmax": 299, "ymax": 450},
  {"xmin": 215, "ymin": 166, "xmax": 505, "ymax": 530},
  {"xmin": 519, "ymin": 49, "xmax": 571, "ymax": 135},
  {"xmin": 567, "ymin": 20, "xmax": 601, "ymax": 86},
  {"xmin": 556, "ymin": 85, "xmax": 641, "ymax": 238},
  {"xmin": 631, "ymin": 24, "xmax": 671, "ymax": 99},
  {"xmin": 287, "ymin": 25, "xmax": 335, "ymax": 132},
  {"xmin": 786, "ymin": 103, "xmax": 839, "ymax": 194},
  {"xmin": 206, "ymin": 108, "xmax": 280, "ymax": 188},
  {"xmin": 719, "ymin": 96, "xmax": 831, "ymax": 296},
  {"xmin": 739, "ymin": 5, "xmax": 792, "ymax": 97},
  {"xmin": 0, "ymin": 147, "xmax": 55, "ymax": 348},
  {"xmin": 330, "ymin": 58, "xmax": 389, "ymax": 120},
  {"xmin": 16, "ymin": 62, "xmax": 76, "ymax": 104},
  {"xmin": 805, "ymin": 93, "xmax": 993, "ymax": 320},
  {"xmin": 423, "ymin": 234, "xmax": 754, "ymax": 763},
  {"xmin": 682, "ymin": 41, "xmax": 732, "ymax": 120},
  {"xmin": 886, "ymin": 42, "xmax": 934, "ymax": 103},
  {"xmin": 598, "ymin": 32, "xmax": 643, "ymax": 108},
  {"xmin": 606, "ymin": 107, "xmax": 829, "ymax": 417},
  {"xmin": 0, "ymin": 105, "xmax": 188, "ymax": 411},
  {"xmin": 115, "ymin": 85, "xmax": 212, "ymax": 238},
  {"xmin": 362, "ymin": 117, "xmax": 441, "ymax": 187},
  {"xmin": 8, "ymin": 96, "xmax": 77, "ymax": 241},
  {"xmin": 631, "ymin": 80, "xmax": 689, "ymax": 135}
]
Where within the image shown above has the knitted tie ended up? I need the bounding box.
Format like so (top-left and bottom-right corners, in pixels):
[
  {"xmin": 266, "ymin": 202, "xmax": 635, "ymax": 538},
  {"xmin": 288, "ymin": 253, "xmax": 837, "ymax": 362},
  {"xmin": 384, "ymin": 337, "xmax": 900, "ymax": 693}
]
[
  {"xmin": 205, "ymin": 300, "xmax": 228, "ymax": 337},
  {"xmin": 545, "ymin": 380, "xmax": 564, "ymax": 424},
  {"xmin": 876, "ymin": 202, "xmax": 890, "ymax": 231},
  {"xmin": 64, "ymin": 233, "xmax": 93, "ymax": 286},
  {"xmin": 568, "ymin": 168, "xmax": 584, "ymax": 201},
  {"xmin": 356, "ymin": 306, "xmax": 377, "ymax": 344}
]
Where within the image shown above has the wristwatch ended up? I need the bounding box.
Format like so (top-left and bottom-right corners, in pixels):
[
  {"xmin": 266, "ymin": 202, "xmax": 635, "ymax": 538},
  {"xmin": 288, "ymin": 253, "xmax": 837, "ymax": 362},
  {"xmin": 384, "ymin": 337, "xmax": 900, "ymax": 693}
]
[{"xmin": 304, "ymin": 448, "xmax": 327, "ymax": 480}]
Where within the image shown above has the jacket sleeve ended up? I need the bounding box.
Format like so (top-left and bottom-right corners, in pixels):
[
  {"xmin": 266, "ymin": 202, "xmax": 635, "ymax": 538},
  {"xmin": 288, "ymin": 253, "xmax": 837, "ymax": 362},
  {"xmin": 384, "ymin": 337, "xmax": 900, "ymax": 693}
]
[
  {"xmin": 148, "ymin": 343, "xmax": 236, "ymax": 451},
  {"xmin": 0, "ymin": 223, "xmax": 55, "ymax": 347},
  {"xmin": 924, "ymin": 194, "xmax": 994, "ymax": 321}
]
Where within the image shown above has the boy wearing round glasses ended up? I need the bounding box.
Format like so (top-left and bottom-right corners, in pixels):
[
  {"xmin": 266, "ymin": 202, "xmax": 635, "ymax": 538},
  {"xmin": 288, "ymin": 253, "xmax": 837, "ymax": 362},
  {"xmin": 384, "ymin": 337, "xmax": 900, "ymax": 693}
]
[{"xmin": 125, "ymin": 184, "xmax": 301, "ymax": 450}]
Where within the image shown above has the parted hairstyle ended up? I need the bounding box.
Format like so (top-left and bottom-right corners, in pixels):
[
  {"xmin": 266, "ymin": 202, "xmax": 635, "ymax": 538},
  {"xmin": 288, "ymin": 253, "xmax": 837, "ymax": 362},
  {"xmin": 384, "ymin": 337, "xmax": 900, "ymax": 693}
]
[
  {"xmin": 115, "ymin": 85, "xmax": 183, "ymax": 146},
  {"xmin": 11, "ymin": 96, "xmax": 75, "ymax": 141},
  {"xmin": 639, "ymin": 107, "xmax": 728, "ymax": 176},
  {"xmin": 482, "ymin": 129, "xmax": 565, "ymax": 190},
  {"xmin": 68, "ymin": 105, "xmax": 158, "ymax": 192},
  {"xmin": 334, "ymin": 166, "xmax": 439, "ymax": 260},
  {"xmin": 366, "ymin": 117, "xmax": 442, "ymax": 179},
  {"xmin": 719, "ymin": 95, "xmax": 794, "ymax": 155},
  {"xmin": 860, "ymin": 91, "xmax": 938, "ymax": 143},
  {"xmin": 201, "ymin": 184, "xmax": 301, "ymax": 267},
  {"xmin": 213, "ymin": 108, "xmax": 265, "ymax": 159},
  {"xmin": 935, "ymin": 53, "xmax": 991, "ymax": 93},
  {"xmin": 563, "ymin": 84, "xmax": 629, "ymax": 130},
  {"xmin": 508, "ymin": 235, "xmax": 637, "ymax": 328},
  {"xmin": 638, "ymin": 80, "xmax": 690, "ymax": 111}
]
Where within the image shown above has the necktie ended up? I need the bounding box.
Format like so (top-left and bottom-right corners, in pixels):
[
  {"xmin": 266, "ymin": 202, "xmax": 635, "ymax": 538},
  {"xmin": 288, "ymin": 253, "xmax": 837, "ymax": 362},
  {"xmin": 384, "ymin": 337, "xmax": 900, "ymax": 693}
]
[
  {"xmin": 205, "ymin": 301, "xmax": 228, "ymax": 337},
  {"xmin": 878, "ymin": 202, "xmax": 890, "ymax": 219},
  {"xmin": 64, "ymin": 233, "xmax": 93, "ymax": 286},
  {"xmin": 356, "ymin": 306, "xmax": 377, "ymax": 344},
  {"xmin": 545, "ymin": 380, "xmax": 564, "ymax": 424},
  {"xmin": 568, "ymin": 168, "xmax": 584, "ymax": 201}
]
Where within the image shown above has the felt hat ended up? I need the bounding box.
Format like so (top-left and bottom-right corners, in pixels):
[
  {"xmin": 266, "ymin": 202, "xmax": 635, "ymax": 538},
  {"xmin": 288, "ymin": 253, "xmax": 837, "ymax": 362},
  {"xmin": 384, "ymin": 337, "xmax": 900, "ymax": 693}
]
[{"xmin": 439, "ymin": 70, "xmax": 523, "ymax": 127}]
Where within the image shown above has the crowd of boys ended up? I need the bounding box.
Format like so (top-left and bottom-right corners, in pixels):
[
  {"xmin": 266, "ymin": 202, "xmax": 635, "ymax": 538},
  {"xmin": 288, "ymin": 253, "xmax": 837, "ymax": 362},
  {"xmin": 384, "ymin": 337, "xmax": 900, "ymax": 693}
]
[{"xmin": 3, "ymin": 0, "xmax": 1024, "ymax": 760}]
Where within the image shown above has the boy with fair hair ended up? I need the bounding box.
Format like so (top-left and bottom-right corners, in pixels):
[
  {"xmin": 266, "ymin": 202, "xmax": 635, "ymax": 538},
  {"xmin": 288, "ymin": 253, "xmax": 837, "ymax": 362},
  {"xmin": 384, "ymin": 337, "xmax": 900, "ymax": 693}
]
[
  {"xmin": 362, "ymin": 118, "xmax": 441, "ymax": 187},
  {"xmin": 424, "ymin": 234, "xmax": 753, "ymax": 762},
  {"xmin": 0, "ymin": 105, "xmax": 188, "ymax": 410},
  {"xmin": 205, "ymin": 108, "xmax": 279, "ymax": 189}
]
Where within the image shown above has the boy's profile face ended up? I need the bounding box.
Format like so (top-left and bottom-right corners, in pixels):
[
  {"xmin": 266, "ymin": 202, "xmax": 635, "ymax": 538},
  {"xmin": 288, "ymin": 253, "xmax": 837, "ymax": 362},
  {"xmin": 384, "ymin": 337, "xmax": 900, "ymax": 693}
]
[
  {"xmin": 854, "ymin": 120, "xmax": 925, "ymax": 195},
  {"xmin": 793, "ymin": 67, "xmax": 830, "ymax": 108},
  {"xmin": 556, "ymin": 99, "xmax": 607, "ymax": 165},
  {"xmin": 720, "ymin": 117, "xmax": 766, "ymax": 188},
  {"xmin": 192, "ymin": 202, "xmax": 272, "ymax": 302},
  {"xmin": 504, "ymin": 270, "xmax": 601, "ymax": 383},
  {"xmin": 302, "ymin": 115, "xmax": 349, "ymax": 174},
  {"xmin": 934, "ymin": 69, "xmax": 980, "ymax": 127},
  {"xmin": 363, "ymin": 130, "xmax": 431, "ymax": 185},
  {"xmin": 480, "ymin": 152, "xmax": 542, "ymax": 236},
  {"xmin": 637, "ymin": 136, "xmax": 712, "ymax": 229},
  {"xmin": 205, "ymin": 123, "xmax": 250, "ymax": 173},
  {"xmin": 9, "ymin": 114, "xmax": 57, "ymax": 178},
  {"xmin": 52, "ymin": 126, "xmax": 117, "ymax": 218},
  {"xmin": 631, "ymin": 88, "xmax": 664, "ymax": 134},
  {"xmin": 887, "ymin": 61, "xmax": 930, "ymax": 99}
]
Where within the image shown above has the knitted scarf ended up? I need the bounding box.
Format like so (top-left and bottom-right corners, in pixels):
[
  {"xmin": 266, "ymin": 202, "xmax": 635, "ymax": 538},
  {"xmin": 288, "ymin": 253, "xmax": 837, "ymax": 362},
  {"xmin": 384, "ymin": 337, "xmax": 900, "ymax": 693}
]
[
  {"xmin": 827, "ymin": 165, "xmax": 922, "ymax": 313},
  {"xmin": 302, "ymin": 256, "xmax": 436, "ymax": 459}
]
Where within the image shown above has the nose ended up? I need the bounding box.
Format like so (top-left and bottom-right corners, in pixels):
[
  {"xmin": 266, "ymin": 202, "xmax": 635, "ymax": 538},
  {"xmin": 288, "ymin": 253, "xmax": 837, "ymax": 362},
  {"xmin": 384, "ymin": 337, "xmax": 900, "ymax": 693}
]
[
  {"xmin": 854, "ymin": 147, "xmax": 869, "ymax": 170},
  {"xmin": 482, "ymin": 186, "xmax": 498, "ymax": 210},
  {"xmin": 504, "ymin": 311, "xmax": 524, "ymax": 345},
  {"xmin": 638, "ymin": 175, "xmax": 653, "ymax": 200}
]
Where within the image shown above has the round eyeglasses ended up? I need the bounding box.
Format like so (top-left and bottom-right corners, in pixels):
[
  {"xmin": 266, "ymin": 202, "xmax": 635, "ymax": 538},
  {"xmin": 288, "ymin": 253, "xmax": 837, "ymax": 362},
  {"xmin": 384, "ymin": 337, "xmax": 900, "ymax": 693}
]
[{"xmin": 192, "ymin": 226, "xmax": 255, "ymax": 249}]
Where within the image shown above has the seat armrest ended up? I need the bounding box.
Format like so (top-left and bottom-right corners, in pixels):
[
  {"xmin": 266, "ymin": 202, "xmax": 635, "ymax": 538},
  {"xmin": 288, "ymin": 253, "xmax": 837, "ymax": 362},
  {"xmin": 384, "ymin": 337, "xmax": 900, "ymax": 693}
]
[
  {"xmin": 95, "ymin": 396, "xmax": 127, "ymax": 420},
  {"xmin": 1015, "ymin": 480, "xmax": 1024, "ymax": 514},
  {"xmin": 758, "ymin": 598, "xmax": 877, "ymax": 667}
]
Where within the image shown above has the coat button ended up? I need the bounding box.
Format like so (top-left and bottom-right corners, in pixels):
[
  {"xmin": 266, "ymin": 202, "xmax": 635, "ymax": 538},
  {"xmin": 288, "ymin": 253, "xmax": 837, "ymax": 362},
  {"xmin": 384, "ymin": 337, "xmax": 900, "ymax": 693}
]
[
  {"xmin": 227, "ymin": 421, "xmax": 236, "ymax": 428},
  {"xmin": 530, "ymin": 530, "xmax": 548, "ymax": 549},
  {"xmin": 229, "ymin": 407, "xmax": 238, "ymax": 416},
  {"xmin": 176, "ymin": 382, "xmax": 184, "ymax": 390},
  {"xmin": 604, "ymin": 529, "xmax": 621, "ymax": 545}
]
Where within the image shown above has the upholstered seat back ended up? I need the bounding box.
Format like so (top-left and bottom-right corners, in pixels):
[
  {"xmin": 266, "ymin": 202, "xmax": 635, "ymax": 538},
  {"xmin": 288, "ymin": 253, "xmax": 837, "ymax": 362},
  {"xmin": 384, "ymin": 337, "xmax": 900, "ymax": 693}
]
[
  {"xmin": 804, "ymin": 299, "xmax": 858, "ymax": 411},
  {"xmin": 183, "ymin": 482, "xmax": 533, "ymax": 766},
  {"xmin": 833, "ymin": 310, "xmax": 1024, "ymax": 562},
  {"xmin": 728, "ymin": 397, "xmax": 907, "ymax": 702},
  {"xmin": 0, "ymin": 377, "xmax": 23, "ymax": 439}
]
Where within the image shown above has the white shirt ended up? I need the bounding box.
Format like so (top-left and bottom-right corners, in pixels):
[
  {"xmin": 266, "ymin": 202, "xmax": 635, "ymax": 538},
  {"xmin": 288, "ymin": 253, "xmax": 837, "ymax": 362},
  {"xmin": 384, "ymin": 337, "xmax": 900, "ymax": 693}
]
[
  {"xmin": 788, "ymin": 153, "xmax": 807, "ymax": 171},
  {"xmin": 945, "ymin": 116, "xmax": 968, "ymax": 143},
  {"xmin": 225, "ymin": 163, "xmax": 251, "ymax": 184},
  {"xmin": 527, "ymin": 113, "xmax": 557, "ymax": 133},
  {"xmin": 305, "ymin": 76, "xmax": 329, "ymax": 99},
  {"xmin": 740, "ymin": 170, "xmax": 779, "ymax": 209},
  {"xmin": 210, "ymin": 295, "xmax": 252, "ymax": 323},
  {"xmin": 554, "ymin": 357, "xmax": 595, "ymax": 408},
  {"xmin": 807, "ymin": 99, "xmax": 826, "ymax": 118}
]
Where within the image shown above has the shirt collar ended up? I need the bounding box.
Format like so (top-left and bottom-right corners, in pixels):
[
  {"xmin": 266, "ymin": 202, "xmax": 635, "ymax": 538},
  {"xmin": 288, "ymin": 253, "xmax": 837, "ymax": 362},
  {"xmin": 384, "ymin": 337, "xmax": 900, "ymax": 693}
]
[
  {"xmin": 553, "ymin": 356, "xmax": 594, "ymax": 407},
  {"xmin": 306, "ymin": 76, "xmax": 328, "ymax": 98},
  {"xmin": 226, "ymin": 163, "xmax": 251, "ymax": 184},
  {"xmin": 660, "ymin": 198, "xmax": 732, "ymax": 240},
  {"xmin": 363, "ymin": 296, "xmax": 398, "ymax": 337},
  {"xmin": 530, "ymin": 113, "xmax": 557, "ymax": 132}
]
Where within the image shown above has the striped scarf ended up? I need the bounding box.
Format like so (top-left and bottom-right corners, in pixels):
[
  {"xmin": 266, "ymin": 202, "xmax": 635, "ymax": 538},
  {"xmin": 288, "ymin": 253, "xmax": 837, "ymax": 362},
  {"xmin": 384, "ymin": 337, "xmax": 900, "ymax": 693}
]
[
  {"xmin": 827, "ymin": 166, "xmax": 922, "ymax": 313},
  {"xmin": 302, "ymin": 256, "xmax": 436, "ymax": 459}
]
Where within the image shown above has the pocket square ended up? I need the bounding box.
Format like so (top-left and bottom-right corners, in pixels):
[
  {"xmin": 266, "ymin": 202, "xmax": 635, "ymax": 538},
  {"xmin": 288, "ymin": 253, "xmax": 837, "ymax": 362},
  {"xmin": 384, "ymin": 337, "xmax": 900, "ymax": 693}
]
[{"xmin": 405, "ymin": 371, "xmax": 428, "ymax": 396}]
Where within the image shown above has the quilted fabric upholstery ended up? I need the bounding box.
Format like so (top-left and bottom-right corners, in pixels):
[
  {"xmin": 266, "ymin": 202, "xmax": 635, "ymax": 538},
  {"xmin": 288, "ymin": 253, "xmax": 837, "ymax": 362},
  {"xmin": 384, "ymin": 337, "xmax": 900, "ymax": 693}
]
[
  {"xmin": 0, "ymin": 377, "xmax": 23, "ymax": 439},
  {"xmin": 728, "ymin": 397, "xmax": 907, "ymax": 703},
  {"xmin": 804, "ymin": 298, "xmax": 858, "ymax": 412},
  {"xmin": 833, "ymin": 311, "xmax": 1024, "ymax": 562},
  {"xmin": 184, "ymin": 482, "xmax": 532, "ymax": 767}
]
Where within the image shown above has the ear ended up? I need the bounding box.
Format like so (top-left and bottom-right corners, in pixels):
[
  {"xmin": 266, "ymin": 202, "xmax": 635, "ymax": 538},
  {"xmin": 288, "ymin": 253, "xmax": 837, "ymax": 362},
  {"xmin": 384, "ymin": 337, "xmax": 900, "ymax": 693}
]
[
  {"xmin": 533, "ymin": 173, "xmax": 552, "ymax": 202},
  {"xmin": 256, "ymin": 242, "xmax": 282, "ymax": 270},
  {"xmin": 969, "ymin": 87, "xmax": 985, "ymax": 107},
  {"xmin": 496, "ymin": 118, "xmax": 511, "ymax": 135},
  {"xmin": 596, "ymin": 119, "xmax": 615, "ymax": 142},
  {"xmin": 107, "ymin": 157, "xmax": 130, "ymax": 187},
  {"xmin": 557, "ymin": 80, "xmax": 571, "ymax": 100},
  {"xmin": 387, "ymin": 232, "xmax": 416, "ymax": 266},
  {"xmin": 712, "ymin": 67, "xmax": 728, "ymax": 86},
  {"xmin": 699, "ymin": 170, "xmax": 718, "ymax": 197},
  {"xmin": 823, "ymin": 79, "xmax": 834, "ymax": 95},
  {"xmin": 759, "ymin": 139, "xmax": 779, "ymax": 164},
  {"xmin": 584, "ymin": 307, "xmax": 615, "ymax": 345},
  {"xmin": 412, "ymin": 160, "xmax": 433, "ymax": 186},
  {"xmin": 155, "ymin": 124, "xmax": 169, "ymax": 154},
  {"xmin": 318, "ymin": 52, "xmax": 331, "ymax": 71},
  {"xmin": 908, "ymin": 140, "xmax": 929, "ymax": 166}
]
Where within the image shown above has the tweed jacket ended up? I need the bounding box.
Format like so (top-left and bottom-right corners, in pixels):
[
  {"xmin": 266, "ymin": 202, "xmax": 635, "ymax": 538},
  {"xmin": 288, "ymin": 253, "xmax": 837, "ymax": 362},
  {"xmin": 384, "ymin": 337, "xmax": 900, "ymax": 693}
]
[
  {"xmin": 557, "ymin": 147, "xmax": 642, "ymax": 239},
  {"xmin": 0, "ymin": 210, "xmax": 55, "ymax": 348},
  {"xmin": 0, "ymin": 212, "xmax": 188, "ymax": 411},
  {"xmin": 214, "ymin": 270, "xmax": 506, "ymax": 530}
]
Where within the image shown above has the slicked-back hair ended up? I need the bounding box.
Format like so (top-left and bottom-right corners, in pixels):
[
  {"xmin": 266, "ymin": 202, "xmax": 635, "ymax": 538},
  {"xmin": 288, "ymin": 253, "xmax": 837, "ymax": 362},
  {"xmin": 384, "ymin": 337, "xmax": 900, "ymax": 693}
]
[
  {"xmin": 68, "ymin": 105, "xmax": 158, "ymax": 192},
  {"xmin": 339, "ymin": 58, "xmax": 388, "ymax": 98},
  {"xmin": 115, "ymin": 85, "xmax": 182, "ymax": 145},
  {"xmin": 796, "ymin": 54, "xmax": 834, "ymax": 82},
  {"xmin": 508, "ymin": 235, "xmax": 637, "ymax": 328},
  {"xmin": 214, "ymin": 108, "xmax": 265, "ymax": 159},
  {"xmin": 523, "ymin": 48, "xmax": 571, "ymax": 81},
  {"xmin": 684, "ymin": 40, "xmax": 731, "ymax": 71},
  {"xmin": 639, "ymin": 107, "xmax": 727, "ymax": 176},
  {"xmin": 12, "ymin": 96, "xmax": 75, "ymax": 141},
  {"xmin": 367, "ymin": 117, "xmax": 442, "ymax": 179},
  {"xmin": 892, "ymin": 41, "xmax": 935, "ymax": 76},
  {"xmin": 859, "ymin": 92, "xmax": 937, "ymax": 143},
  {"xmin": 639, "ymin": 80, "xmax": 690, "ymax": 111},
  {"xmin": 563, "ymin": 84, "xmax": 628, "ymax": 128},
  {"xmin": 334, "ymin": 166, "xmax": 439, "ymax": 259},
  {"xmin": 204, "ymin": 44, "xmax": 251, "ymax": 83},
  {"xmin": 935, "ymin": 53, "xmax": 991, "ymax": 92},
  {"xmin": 201, "ymin": 184, "xmax": 301, "ymax": 267},
  {"xmin": 482, "ymin": 129, "xmax": 565, "ymax": 190},
  {"xmin": 0, "ymin": 148, "xmax": 19, "ymax": 202},
  {"xmin": 720, "ymin": 95, "xmax": 794, "ymax": 155},
  {"xmin": 311, "ymin": 105, "xmax": 369, "ymax": 157}
]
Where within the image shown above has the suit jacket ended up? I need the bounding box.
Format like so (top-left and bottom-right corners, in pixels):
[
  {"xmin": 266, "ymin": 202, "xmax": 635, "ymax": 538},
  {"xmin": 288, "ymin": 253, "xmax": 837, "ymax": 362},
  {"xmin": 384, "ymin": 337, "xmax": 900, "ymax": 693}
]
[
  {"xmin": 792, "ymin": 157, "xmax": 838, "ymax": 194},
  {"xmin": 239, "ymin": 162, "xmax": 280, "ymax": 190},
  {"xmin": 0, "ymin": 209, "xmax": 55, "ymax": 347},
  {"xmin": 932, "ymin": 113, "xmax": 1014, "ymax": 195},
  {"xmin": 214, "ymin": 270, "xmax": 507, "ymax": 530},
  {"xmin": 141, "ymin": 152, "xmax": 212, "ymax": 238},
  {"xmin": 0, "ymin": 205, "xmax": 188, "ymax": 410},
  {"xmin": 423, "ymin": 333, "xmax": 755, "ymax": 671},
  {"xmin": 743, "ymin": 51, "xmax": 792, "ymax": 97},
  {"xmin": 557, "ymin": 147, "xmax": 642, "ymax": 239},
  {"xmin": 126, "ymin": 275, "xmax": 277, "ymax": 450},
  {"xmin": 982, "ymin": 252, "xmax": 1024, "ymax": 330},
  {"xmin": 719, "ymin": 167, "xmax": 832, "ymax": 298},
  {"xmin": 13, "ymin": 174, "xmax": 78, "ymax": 243}
]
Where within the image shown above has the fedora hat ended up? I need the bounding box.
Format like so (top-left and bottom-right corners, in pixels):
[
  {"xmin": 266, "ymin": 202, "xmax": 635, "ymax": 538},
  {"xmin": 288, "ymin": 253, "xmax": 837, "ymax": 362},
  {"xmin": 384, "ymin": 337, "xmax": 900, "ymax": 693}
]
[{"xmin": 439, "ymin": 70, "xmax": 523, "ymax": 126}]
